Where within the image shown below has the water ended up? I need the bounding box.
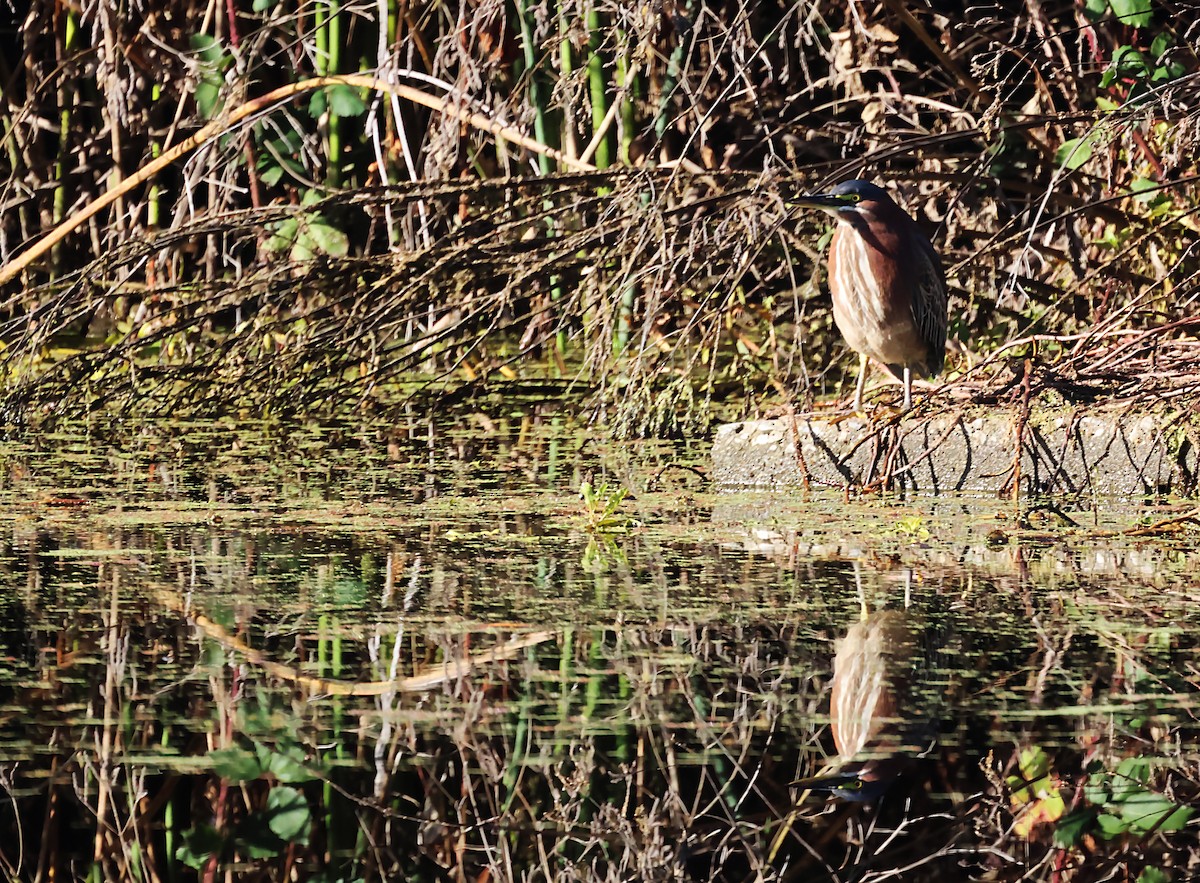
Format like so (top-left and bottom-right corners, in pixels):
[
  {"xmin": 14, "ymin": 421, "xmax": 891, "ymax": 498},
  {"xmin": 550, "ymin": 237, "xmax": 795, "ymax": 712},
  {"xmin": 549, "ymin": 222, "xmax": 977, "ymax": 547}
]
[{"xmin": 0, "ymin": 415, "xmax": 1196, "ymax": 881}]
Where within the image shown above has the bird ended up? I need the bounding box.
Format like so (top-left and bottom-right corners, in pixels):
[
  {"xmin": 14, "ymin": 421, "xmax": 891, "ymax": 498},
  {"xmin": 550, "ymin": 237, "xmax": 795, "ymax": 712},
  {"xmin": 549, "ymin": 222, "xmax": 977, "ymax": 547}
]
[
  {"xmin": 791, "ymin": 608, "xmax": 922, "ymax": 801},
  {"xmin": 791, "ymin": 180, "xmax": 948, "ymax": 411}
]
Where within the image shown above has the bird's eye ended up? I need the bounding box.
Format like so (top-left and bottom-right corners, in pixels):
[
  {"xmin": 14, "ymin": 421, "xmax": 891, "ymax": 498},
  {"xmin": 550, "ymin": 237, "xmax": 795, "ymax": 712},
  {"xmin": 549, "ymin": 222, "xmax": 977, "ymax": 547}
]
[
  {"xmin": 846, "ymin": 194, "xmax": 861, "ymax": 203},
  {"xmin": 841, "ymin": 779, "xmax": 864, "ymax": 791}
]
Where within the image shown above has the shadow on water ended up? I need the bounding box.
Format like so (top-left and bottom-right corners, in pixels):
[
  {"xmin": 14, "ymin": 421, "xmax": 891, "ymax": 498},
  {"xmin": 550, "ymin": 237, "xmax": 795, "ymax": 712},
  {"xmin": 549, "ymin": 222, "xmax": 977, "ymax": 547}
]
[{"xmin": 0, "ymin": 415, "xmax": 1197, "ymax": 881}]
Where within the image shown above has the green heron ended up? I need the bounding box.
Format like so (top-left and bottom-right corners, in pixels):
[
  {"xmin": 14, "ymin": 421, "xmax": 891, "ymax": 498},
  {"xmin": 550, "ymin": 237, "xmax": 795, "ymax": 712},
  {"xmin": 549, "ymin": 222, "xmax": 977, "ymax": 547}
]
[
  {"xmin": 794, "ymin": 608, "xmax": 921, "ymax": 801},
  {"xmin": 792, "ymin": 180, "xmax": 948, "ymax": 411}
]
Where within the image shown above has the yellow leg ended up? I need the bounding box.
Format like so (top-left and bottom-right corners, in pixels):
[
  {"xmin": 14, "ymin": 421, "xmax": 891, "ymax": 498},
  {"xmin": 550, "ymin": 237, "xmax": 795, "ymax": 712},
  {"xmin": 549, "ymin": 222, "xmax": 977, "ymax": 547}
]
[{"xmin": 853, "ymin": 353, "xmax": 868, "ymax": 412}]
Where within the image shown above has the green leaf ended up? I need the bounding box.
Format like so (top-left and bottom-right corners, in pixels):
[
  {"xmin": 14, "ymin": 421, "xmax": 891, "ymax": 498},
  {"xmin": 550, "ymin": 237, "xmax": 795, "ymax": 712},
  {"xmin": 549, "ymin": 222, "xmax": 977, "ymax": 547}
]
[
  {"xmin": 1139, "ymin": 867, "xmax": 1171, "ymax": 883},
  {"xmin": 266, "ymin": 786, "xmax": 312, "ymax": 843},
  {"xmin": 1053, "ymin": 808, "xmax": 1096, "ymax": 847},
  {"xmin": 260, "ymin": 743, "xmax": 319, "ymax": 784},
  {"xmin": 1082, "ymin": 0, "xmax": 1109, "ymax": 18},
  {"xmin": 328, "ymin": 85, "xmax": 367, "ymax": 118},
  {"xmin": 238, "ymin": 823, "xmax": 285, "ymax": 859},
  {"xmin": 1096, "ymin": 812, "xmax": 1129, "ymax": 839},
  {"xmin": 1111, "ymin": 757, "xmax": 1152, "ymax": 802},
  {"xmin": 252, "ymin": 0, "xmax": 277, "ymax": 10},
  {"xmin": 1108, "ymin": 0, "xmax": 1152, "ymax": 26},
  {"xmin": 265, "ymin": 217, "xmax": 300, "ymax": 253},
  {"xmin": 260, "ymin": 164, "xmax": 284, "ymax": 186},
  {"xmin": 1101, "ymin": 45, "xmax": 1149, "ymax": 88},
  {"xmin": 176, "ymin": 825, "xmax": 225, "ymax": 870},
  {"xmin": 1055, "ymin": 137, "xmax": 1093, "ymax": 171},
  {"xmin": 1119, "ymin": 792, "xmax": 1193, "ymax": 833},
  {"xmin": 195, "ymin": 81, "xmax": 222, "ymax": 120},
  {"xmin": 189, "ymin": 34, "xmax": 228, "ymax": 68},
  {"xmin": 209, "ymin": 746, "xmax": 265, "ymax": 783},
  {"xmin": 291, "ymin": 233, "xmax": 317, "ymax": 263},
  {"xmin": 309, "ymin": 90, "xmax": 328, "ymax": 118},
  {"xmin": 189, "ymin": 35, "xmax": 231, "ymax": 119},
  {"xmin": 1084, "ymin": 773, "xmax": 1112, "ymax": 806}
]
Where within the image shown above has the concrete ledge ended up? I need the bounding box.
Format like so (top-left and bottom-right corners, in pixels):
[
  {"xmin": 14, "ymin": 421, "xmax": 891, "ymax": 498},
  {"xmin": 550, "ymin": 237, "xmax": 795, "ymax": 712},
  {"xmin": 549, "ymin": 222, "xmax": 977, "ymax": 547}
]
[{"xmin": 712, "ymin": 408, "xmax": 1197, "ymax": 496}]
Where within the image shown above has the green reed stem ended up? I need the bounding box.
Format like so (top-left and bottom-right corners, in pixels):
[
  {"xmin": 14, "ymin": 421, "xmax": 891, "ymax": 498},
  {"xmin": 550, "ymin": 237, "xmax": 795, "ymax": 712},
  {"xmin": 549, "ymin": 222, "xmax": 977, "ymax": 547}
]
[
  {"xmin": 51, "ymin": 9, "xmax": 79, "ymax": 277},
  {"xmin": 586, "ymin": 6, "xmax": 611, "ymax": 171},
  {"xmin": 517, "ymin": 0, "xmax": 551, "ymax": 175},
  {"xmin": 655, "ymin": 0, "xmax": 694, "ymax": 139}
]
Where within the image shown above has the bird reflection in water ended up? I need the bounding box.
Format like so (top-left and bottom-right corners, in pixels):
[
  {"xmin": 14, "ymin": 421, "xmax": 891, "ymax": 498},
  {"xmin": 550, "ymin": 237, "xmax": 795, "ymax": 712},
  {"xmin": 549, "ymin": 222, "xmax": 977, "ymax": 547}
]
[
  {"xmin": 764, "ymin": 568, "xmax": 962, "ymax": 875},
  {"xmin": 795, "ymin": 570, "xmax": 933, "ymax": 804}
]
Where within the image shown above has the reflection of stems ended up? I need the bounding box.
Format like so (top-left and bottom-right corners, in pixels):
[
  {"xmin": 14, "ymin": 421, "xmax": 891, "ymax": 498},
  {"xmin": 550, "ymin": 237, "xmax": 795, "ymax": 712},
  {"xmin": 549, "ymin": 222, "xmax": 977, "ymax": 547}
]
[
  {"xmin": 162, "ymin": 728, "xmax": 179, "ymax": 883},
  {"xmin": 615, "ymin": 283, "xmax": 634, "ymax": 354},
  {"xmin": 551, "ymin": 10, "xmax": 574, "ymax": 358},
  {"xmin": 91, "ymin": 569, "xmax": 121, "ymax": 875},
  {"xmin": 500, "ymin": 647, "xmax": 536, "ymax": 808},
  {"xmin": 612, "ymin": 54, "xmax": 644, "ymax": 354}
]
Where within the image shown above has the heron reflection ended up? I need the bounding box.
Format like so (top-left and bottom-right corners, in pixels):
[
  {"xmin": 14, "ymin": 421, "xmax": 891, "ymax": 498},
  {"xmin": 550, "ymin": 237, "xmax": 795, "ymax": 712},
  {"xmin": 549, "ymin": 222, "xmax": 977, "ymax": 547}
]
[{"xmin": 796, "ymin": 598, "xmax": 932, "ymax": 802}]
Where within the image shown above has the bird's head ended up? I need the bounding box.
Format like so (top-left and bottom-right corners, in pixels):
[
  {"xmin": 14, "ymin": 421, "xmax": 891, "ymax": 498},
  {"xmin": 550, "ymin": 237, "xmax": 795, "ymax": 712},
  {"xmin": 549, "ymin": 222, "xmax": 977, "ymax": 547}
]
[
  {"xmin": 792, "ymin": 766, "xmax": 894, "ymax": 803},
  {"xmin": 790, "ymin": 179, "xmax": 894, "ymax": 219}
]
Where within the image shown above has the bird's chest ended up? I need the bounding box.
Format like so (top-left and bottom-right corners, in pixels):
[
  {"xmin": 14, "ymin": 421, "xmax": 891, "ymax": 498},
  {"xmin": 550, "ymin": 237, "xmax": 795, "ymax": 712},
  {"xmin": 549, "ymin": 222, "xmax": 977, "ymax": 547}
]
[{"xmin": 828, "ymin": 227, "xmax": 920, "ymax": 363}]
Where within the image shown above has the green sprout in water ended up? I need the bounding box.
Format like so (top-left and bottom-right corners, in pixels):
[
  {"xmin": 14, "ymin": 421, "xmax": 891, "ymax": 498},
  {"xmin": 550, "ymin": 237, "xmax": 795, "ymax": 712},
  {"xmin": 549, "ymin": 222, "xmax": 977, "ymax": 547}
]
[
  {"xmin": 891, "ymin": 515, "xmax": 930, "ymax": 541},
  {"xmin": 579, "ymin": 480, "xmax": 638, "ymax": 534}
]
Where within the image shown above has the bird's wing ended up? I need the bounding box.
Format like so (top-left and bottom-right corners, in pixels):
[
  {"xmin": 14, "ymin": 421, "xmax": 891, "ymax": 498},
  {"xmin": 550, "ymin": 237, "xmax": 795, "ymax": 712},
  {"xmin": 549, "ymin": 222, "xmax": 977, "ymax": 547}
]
[{"xmin": 910, "ymin": 237, "xmax": 948, "ymax": 375}]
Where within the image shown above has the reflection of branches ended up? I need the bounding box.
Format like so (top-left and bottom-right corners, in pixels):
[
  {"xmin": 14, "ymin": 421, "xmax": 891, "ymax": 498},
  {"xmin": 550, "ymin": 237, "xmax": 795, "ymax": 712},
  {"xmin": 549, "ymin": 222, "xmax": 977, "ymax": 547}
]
[{"xmin": 148, "ymin": 578, "xmax": 557, "ymax": 695}]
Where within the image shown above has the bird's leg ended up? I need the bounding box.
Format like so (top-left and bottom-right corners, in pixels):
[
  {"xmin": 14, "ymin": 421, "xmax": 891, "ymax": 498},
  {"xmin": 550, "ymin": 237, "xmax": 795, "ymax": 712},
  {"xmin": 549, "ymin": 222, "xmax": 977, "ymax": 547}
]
[
  {"xmin": 853, "ymin": 353, "xmax": 868, "ymax": 412},
  {"xmin": 902, "ymin": 366, "xmax": 912, "ymax": 411}
]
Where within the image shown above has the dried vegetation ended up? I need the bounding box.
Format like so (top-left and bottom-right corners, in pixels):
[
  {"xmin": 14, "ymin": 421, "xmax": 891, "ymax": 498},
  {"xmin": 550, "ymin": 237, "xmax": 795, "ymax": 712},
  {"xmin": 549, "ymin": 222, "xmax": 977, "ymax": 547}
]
[{"xmin": 1, "ymin": 0, "xmax": 1199, "ymax": 429}]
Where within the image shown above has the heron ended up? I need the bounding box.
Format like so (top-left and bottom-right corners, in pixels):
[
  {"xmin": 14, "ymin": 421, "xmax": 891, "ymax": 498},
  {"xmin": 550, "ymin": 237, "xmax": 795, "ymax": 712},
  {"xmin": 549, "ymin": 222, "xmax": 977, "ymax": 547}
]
[
  {"xmin": 793, "ymin": 608, "xmax": 921, "ymax": 801},
  {"xmin": 792, "ymin": 180, "xmax": 948, "ymax": 411}
]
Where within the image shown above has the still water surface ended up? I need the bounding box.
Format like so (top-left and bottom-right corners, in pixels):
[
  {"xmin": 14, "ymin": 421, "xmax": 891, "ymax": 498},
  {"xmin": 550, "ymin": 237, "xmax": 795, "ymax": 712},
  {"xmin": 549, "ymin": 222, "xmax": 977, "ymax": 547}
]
[{"xmin": 0, "ymin": 417, "xmax": 1196, "ymax": 881}]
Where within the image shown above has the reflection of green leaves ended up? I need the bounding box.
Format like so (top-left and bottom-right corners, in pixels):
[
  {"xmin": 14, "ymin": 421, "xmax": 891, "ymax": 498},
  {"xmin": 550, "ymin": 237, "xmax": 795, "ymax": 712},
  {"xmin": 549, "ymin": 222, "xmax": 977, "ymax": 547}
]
[
  {"xmin": 1053, "ymin": 808, "xmax": 1096, "ymax": 847},
  {"xmin": 1118, "ymin": 791, "xmax": 1192, "ymax": 833},
  {"xmin": 1084, "ymin": 0, "xmax": 1152, "ymax": 25},
  {"xmin": 177, "ymin": 824, "xmax": 225, "ymax": 870},
  {"xmin": 210, "ymin": 745, "xmax": 264, "ymax": 783},
  {"xmin": 258, "ymin": 741, "xmax": 318, "ymax": 783},
  {"xmin": 581, "ymin": 534, "xmax": 627, "ymax": 573},
  {"xmin": 1110, "ymin": 756, "xmax": 1151, "ymax": 801},
  {"xmin": 209, "ymin": 743, "xmax": 319, "ymax": 783},
  {"xmin": 1079, "ymin": 755, "xmax": 1192, "ymax": 841},
  {"xmin": 1008, "ymin": 746, "xmax": 1064, "ymax": 836},
  {"xmin": 175, "ymin": 787, "xmax": 312, "ymax": 868},
  {"xmin": 1101, "ymin": 46, "xmax": 1150, "ymax": 88},
  {"xmin": 266, "ymin": 786, "xmax": 312, "ymax": 842},
  {"xmin": 1007, "ymin": 746, "xmax": 1052, "ymax": 801}
]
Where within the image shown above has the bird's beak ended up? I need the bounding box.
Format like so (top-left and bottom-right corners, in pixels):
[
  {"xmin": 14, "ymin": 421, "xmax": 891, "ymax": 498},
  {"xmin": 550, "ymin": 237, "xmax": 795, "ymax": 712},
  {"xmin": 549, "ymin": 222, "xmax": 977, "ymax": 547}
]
[
  {"xmin": 791, "ymin": 770, "xmax": 864, "ymax": 793},
  {"xmin": 791, "ymin": 769, "xmax": 882, "ymax": 802},
  {"xmin": 788, "ymin": 193, "xmax": 853, "ymax": 215}
]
